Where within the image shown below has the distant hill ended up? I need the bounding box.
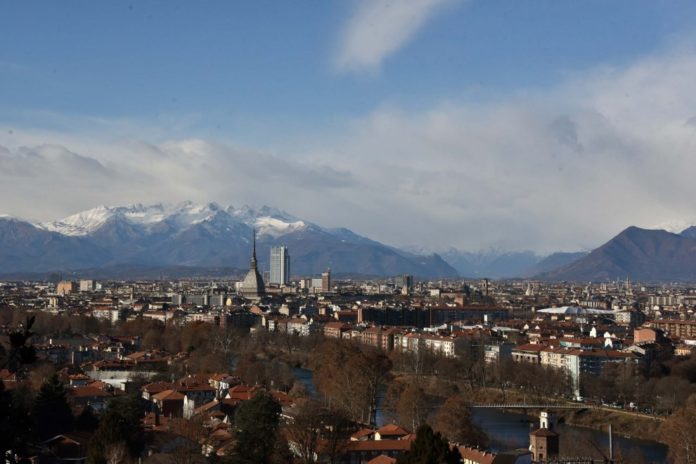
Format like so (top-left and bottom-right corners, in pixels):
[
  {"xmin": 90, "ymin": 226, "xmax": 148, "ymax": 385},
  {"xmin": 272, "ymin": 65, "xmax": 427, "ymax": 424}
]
[
  {"xmin": 0, "ymin": 202, "xmax": 458, "ymax": 278},
  {"xmin": 0, "ymin": 265, "xmax": 246, "ymax": 281},
  {"xmin": 0, "ymin": 218, "xmax": 110, "ymax": 272},
  {"xmin": 680, "ymin": 226, "xmax": 696, "ymax": 240},
  {"xmin": 439, "ymin": 249, "xmax": 541, "ymax": 279},
  {"xmin": 520, "ymin": 251, "xmax": 588, "ymax": 278},
  {"xmin": 537, "ymin": 226, "xmax": 696, "ymax": 282}
]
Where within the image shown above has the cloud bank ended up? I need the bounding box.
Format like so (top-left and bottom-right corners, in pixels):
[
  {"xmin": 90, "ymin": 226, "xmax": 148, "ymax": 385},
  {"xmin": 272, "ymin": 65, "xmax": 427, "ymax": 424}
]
[
  {"xmin": 2, "ymin": 46, "xmax": 696, "ymax": 253},
  {"xmin": 334, "ymin": 0, "xmax": 459, "ymax": 73}
]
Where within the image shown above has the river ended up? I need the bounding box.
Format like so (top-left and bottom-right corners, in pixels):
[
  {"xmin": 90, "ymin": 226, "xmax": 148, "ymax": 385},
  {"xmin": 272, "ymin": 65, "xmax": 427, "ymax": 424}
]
[
  {"xmin": 292, "ymin": 367, "xmax": 669, "ymax": 462},
  {"xmin": 471, "ymin": 408, "xmax": 668, "ymax": 463}
]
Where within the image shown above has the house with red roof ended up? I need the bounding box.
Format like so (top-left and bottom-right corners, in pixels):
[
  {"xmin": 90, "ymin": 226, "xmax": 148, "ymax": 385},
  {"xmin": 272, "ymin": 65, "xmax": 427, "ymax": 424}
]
[{"xmin": 152, "ymin": 389, "xmax": 185, "ymax": 418}]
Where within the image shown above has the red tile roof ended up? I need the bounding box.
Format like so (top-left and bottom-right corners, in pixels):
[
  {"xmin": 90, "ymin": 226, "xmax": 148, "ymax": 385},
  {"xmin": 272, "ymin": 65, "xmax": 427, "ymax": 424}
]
[{"xmin": 152, "ymin": 389, "xmax": 185, "ymax": 401}]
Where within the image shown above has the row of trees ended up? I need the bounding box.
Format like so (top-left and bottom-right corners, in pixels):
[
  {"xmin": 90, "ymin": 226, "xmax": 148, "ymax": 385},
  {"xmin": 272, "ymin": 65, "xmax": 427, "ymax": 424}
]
[
  {"xmin": 309, "ymin": 339, "xmax": 391, "ymax": 426},
  {"xmin": 390, "ymin": 332, "xmax": 696, "ymax": 415}
]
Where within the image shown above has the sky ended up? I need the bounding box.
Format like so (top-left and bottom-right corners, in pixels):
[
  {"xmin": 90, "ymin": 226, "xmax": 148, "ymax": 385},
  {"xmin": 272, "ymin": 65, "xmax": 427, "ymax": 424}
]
[{"xmin": 2, "ymin": 0, "xmax": 696, "ymax": 253}]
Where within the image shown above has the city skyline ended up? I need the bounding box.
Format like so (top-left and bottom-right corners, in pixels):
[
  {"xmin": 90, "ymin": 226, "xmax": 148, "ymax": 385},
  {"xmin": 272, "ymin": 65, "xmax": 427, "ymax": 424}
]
[
  {"xmin": 3, "ymin": 2, "xmax": 696, "ymax": 253},
  {"xmin": 3, "ymin": 3, "xmax": 696, "ymax": 463}
]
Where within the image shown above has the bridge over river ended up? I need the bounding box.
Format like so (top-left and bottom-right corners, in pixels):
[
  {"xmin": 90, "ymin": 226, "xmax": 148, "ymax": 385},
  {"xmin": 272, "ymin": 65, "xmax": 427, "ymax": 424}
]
[{"xmin": 471, "ymin": 403, "xmax": 592, "ymax": 410}]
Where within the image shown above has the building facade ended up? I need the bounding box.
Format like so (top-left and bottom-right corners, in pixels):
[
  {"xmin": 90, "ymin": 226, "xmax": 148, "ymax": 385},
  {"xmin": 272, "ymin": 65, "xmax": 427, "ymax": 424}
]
[{"xmin": 270, "ymin": 246, "xmax": 290, "ymax": 286}]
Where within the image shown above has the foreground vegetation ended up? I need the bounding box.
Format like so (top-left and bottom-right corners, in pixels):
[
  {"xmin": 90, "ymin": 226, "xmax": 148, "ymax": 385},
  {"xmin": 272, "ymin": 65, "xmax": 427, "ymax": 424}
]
[{"xmin": 2, "ymin": 309, "xmax": 696, "ymax": 462}]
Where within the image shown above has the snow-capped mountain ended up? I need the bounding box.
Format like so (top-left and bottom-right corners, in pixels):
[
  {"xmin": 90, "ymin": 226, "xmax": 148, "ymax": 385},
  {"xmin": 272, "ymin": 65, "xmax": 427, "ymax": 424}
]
[
  {"xmin": 38, "ymin": 201, "xmax": 310, "ymax": 238},
  {"xmin": 0, "ymin": 202, "xmax": 457, "ymax": 277}
]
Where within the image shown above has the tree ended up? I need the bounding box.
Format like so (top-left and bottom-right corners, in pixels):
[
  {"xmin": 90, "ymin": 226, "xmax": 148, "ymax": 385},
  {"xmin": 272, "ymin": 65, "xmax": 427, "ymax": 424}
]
[
  {"xmin": 288, "ymin": 381, "xmax": 309, "ymax": 399},
  {"xmin": 0, "ymin": 316, "xmax": 36, "ymax": 463},
  {"xmin": 312, "ymin": 342, "xmax": 391, "ymax": 425},
  {"xmin": 0, "ymin": 316, "xmax": 37, "ymax": 374},
  {"xmin": 0, "ymin": 381, "xmax": 33, "ymax": 464},
  {"xmin": 661, "ymin": 393, "xmax": 696, "ymax": 464},
  {"xmin": 104, "ymin": 443, "xmax": 128, "ymax": 464},
  {"xmin": 270, "ymin": 433, "xmax": 294, "ymax": 464},
  {"xmin": 285, "ymin": 400, "xmax": 354, "ymax": 464},
  {"xmin": 320, "ymin": 408, "xmax": 354, "ymax": 464},
  {"xmin": 453, "ymin": 338, "xmax": 486, "ymax": 391},
  {"xmin": 434, "ymin": 395, "xmax": 487, "ymax": 448},
  {"xmin": 75, "ymin": 406, "xmax": 99, "ymax": 431},
  {"xmin": 232, "ymin": 391, "xmax": 282, "ymax": 464},
  {"xmin": 285, "ymin": 400, "xmax": 324, "ymax": 464},
  {"xmin": 32, "ymin": 374, "xmax": 75, "ymax": 440},
  {"xmin": 87, "ymin": 394, "xmax": 144, "ymax": 464},
  {"xmin": 392, "ymin": 383, "xmax": 428, "ymax": 432},
  {"xmin": 396, "ymin": 424, "xmax": 460, "ymax": 464}
]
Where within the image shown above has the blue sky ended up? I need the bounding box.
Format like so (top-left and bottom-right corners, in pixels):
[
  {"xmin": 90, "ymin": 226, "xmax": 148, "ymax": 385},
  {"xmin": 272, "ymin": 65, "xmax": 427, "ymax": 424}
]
[
  {"xmin": 2, "ymin": 1, "xmax": 696, "ymax": 252},
  {"xmin": 2, "ymin": 0, "xmax": 693, "ymax": 140}
]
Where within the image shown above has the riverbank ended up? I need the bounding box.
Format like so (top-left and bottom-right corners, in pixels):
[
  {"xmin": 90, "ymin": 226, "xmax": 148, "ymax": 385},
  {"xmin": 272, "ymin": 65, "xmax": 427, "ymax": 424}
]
[
  {"xmin": 463, "ymin": 387, "xmax": 665, "ymax": 444},
  {"xmin": 272, "ymin": 347, "xmax": 668, "ymax": 446},
  {"xmin": 471, "ymin": 408, "xmax": 668, "ymax": 463},
  {"xmin": 560, "ymin": 408, "xmax": 663, "ymax": 442}
]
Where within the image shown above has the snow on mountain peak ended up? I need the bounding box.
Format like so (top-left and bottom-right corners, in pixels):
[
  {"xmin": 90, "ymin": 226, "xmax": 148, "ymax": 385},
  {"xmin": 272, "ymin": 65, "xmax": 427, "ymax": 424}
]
[
  {"xmin": 39, "ymin": 205, "xmax": 115, "ymax": 236},
  {"xmin": 37, "ymin": 201, "xmax": 310, "ymax": 238},
  {"xmin": 651, "ymin": 219, "xmax": 696, "ymax": 234},
  {"xmin": 254, "ymin": 216, "xmax": 307, "ymax": 238}
]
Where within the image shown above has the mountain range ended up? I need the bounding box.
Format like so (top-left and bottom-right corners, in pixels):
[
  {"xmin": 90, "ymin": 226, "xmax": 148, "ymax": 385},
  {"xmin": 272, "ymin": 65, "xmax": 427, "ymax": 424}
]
[
  {"xmin": 2, "ymin": 202, "xmax": 696, "ymax": 282},
  {"xmin": 437, "ymin": 249, "xmax": 588, "ymax": 279},
  {"xmin": 537, "ymin": 226, "xmax": 696, "ymax": 282},
  {"xmin": 0, "ymin": 202, "xmax": 457, "ymax": 278}
]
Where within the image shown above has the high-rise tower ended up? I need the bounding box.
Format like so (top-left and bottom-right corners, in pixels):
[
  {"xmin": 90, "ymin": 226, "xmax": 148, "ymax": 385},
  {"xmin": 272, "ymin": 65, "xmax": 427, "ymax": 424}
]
[
  {"xmin": 270, "ymin": 246, "xmax": 290, "ymax": 286},
  {"xmin": 321, "ymin": 269, "xmax": 331, "ymax": 293}
]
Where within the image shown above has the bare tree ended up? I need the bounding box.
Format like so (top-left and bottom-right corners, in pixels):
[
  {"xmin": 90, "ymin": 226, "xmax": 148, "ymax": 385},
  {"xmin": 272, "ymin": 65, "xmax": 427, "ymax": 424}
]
[
  {"xmin": 105, "ymin": 442, "xmax": 128, "ymax": 464},
  {"xmin": 434, "ymin": 395, "xmax": 487, "ymax": 448},
  {"xmin": 285, "ymin": 400, "xmax": 325, "ymax": 464},
  {"xmin": 661, "ymin": 393, "xmax": 696, "ymax": 464}
]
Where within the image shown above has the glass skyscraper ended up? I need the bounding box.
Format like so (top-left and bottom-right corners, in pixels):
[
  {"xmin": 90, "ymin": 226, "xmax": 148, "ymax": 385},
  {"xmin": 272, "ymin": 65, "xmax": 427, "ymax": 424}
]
[{"xmin": 270, "ymin": 246, "xmax": 290, "ymax": 285}]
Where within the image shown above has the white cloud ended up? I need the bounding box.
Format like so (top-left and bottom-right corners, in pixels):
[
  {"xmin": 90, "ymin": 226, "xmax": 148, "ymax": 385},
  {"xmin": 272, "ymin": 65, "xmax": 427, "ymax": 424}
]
[
  {"xmin": 3, "ymin": 46, "xmax": 696, "ymax": 253},
  {"xmin": 334, "ymin": 0, "xmax": 459, "ymax": 73},
  {"xmin": 0, "ymin": 136, "xmax": 356, "ymax": 226},
  {"xmin": 317, "ymin": 47, "xmax": 696, "ymax": 252}
]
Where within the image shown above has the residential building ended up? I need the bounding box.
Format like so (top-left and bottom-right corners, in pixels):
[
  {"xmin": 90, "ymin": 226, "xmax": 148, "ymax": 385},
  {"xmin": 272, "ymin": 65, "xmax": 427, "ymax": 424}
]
[
  {"xmin": 79, "ymin": 280, "xmax": 96, "ymax": 292},
  {"xmin": 512, "ymin": 344, "xmax": 545, "ymax": 364},
  {"xmin": 651, "ymin": 319, "xmax": 696, "ymax": 339},
  {"xmin": 322, "ymin": 269, "xmax": 331, "ymax": 293},
  {"xmin": 56, "ymin": 281, "xmax": 78, "ymax": 295},
  {"xmin": 484, "ymin": 343, "xmax": 514, "ymax": 364}
]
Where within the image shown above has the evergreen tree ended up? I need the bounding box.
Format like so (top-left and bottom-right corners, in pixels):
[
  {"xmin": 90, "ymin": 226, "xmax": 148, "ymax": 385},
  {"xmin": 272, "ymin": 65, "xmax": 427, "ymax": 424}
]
[
  {"xmin": 32, "ymin": 374, "xmax": 74, "ymax": 440},
  {"xmin": 0, "ymin": 316, "xmax": 37, "ymax": 374},
  {"xmin": 0, "ymin": 382, "xmax": 33, "ymax": 464},
  {"xmin": 87, "ymin": 394, "xmax": 144, "ymax": 464},
  {"xmin": 396, "ymin": 424, "xmax": 460, "ymax": 464},
  {"xmin": 232, "ymin": 392, "xmax": 282, "ymax": 463},
  {"xmin": 75, "ymin": 406, "xmax": 99, "ymax": 431}
]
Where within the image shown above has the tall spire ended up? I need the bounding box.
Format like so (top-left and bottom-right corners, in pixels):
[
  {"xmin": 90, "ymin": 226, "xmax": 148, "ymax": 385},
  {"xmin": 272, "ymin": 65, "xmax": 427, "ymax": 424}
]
[
  {"xmin": 250, "ymin": 227, "xmax": 257, "ymax": 270},
  {"xmin": 240, "ymin": 225, "xmax": 265, "ymax": 299}
]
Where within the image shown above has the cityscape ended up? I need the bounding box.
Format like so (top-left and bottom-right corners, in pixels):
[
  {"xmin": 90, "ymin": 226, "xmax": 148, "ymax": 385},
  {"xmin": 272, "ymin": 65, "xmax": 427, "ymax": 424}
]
[
  {"xmin": 2, "ymin": 233, "xmax": 696, "ymax": 463},
  {"xmin": 3, "ymin": 1, "xmax": 696, "ymax": 464}
]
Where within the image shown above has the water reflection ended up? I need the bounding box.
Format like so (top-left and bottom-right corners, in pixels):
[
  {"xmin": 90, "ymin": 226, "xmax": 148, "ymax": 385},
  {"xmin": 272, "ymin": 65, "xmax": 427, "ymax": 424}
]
[
  {"xmin": 471, "ymin": 408, "xmax": 668, "ymax": 463},
  {"xmin": 289, "ymin": 364, "xmax": 669, "ymax": 462}
]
